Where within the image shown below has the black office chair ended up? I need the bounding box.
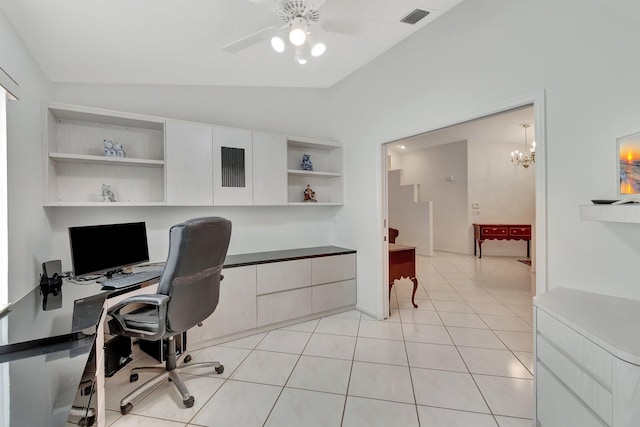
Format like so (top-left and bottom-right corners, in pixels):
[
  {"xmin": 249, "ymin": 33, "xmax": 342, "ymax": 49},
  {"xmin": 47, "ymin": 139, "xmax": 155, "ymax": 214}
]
[{"xmin": 107, "ymin": 217, "xmax": 232, "ymax": 415}]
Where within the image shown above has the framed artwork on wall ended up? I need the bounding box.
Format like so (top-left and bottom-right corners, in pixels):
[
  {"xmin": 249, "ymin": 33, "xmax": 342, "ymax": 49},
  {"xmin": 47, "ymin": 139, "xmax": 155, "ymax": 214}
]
[{"xmin": 617, "ymin": 131, "xmax": 640, "ymax": 198}]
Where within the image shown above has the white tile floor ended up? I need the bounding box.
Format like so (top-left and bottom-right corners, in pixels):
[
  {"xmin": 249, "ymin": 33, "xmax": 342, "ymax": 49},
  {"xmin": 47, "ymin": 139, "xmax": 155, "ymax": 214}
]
[{"xmin": 105, "ymin": 252, "xmax": 535, "ymax": 427}]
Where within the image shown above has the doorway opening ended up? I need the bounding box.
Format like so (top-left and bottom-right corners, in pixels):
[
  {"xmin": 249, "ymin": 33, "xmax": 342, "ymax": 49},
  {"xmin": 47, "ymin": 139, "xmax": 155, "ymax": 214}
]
[{"xmin": 381, "ymin": 98, "xmax": 546, "ymax": 318}]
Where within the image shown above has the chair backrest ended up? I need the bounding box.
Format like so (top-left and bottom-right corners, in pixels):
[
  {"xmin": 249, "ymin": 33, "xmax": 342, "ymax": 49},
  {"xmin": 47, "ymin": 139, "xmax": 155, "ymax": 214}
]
[{"xmin": 158, "ymin": 217, "xmax": 231, "ymax": 334}]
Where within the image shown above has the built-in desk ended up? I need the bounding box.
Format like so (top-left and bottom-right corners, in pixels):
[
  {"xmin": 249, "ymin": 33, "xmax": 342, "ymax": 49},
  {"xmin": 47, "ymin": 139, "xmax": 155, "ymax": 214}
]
[
  {"xmin": 0, "ymin": 245, "xmax": 356, "ymax": 426},
  {"xmin": 0, "ymin": 277, "xmax": 158, "ymax": 427}
]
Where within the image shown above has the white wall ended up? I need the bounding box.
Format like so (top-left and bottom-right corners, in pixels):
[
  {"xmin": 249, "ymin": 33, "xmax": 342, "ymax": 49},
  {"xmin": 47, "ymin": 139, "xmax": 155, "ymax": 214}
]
[
  {"xmin": 331, "ymin": 0, "xmax": 640, "ymax": 317},
  {"xmin": 0, "ymin": 11, "xmax": 51, "ymax": 300},
  {"xmin": 467, "ymin": 139, "xmax": 535, "ymax": 256},
  {"xmin": 387, "ymin": 169, "xmax": 432, "ymax": 256},
  {"xmin": 396, "ymin": 141, "xmax": 468, "ymax": 254}
]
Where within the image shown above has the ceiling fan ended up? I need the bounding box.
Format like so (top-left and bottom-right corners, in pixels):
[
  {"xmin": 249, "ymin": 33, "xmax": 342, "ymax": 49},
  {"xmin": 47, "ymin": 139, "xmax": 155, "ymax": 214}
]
[{"xmin": 222, "ymin": 0, "xmax": 366, "ymax": 64}]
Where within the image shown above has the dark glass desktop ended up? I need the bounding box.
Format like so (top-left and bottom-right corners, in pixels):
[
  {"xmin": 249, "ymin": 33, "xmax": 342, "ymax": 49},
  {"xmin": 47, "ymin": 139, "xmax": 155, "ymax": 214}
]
[{"xmin": 69, "ymin": 222, "xmax": 150, "ymax": 277}]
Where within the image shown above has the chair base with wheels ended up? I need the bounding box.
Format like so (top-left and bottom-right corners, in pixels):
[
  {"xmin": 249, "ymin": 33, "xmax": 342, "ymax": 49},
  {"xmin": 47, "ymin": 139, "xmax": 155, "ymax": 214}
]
[{"xmin": 119, "ymin": 335, "xmax": 224, "ymax": 414}]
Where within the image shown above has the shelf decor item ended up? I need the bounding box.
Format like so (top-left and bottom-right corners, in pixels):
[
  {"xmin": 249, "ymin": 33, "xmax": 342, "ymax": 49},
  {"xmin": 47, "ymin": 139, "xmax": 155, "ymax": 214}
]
[
  {"xmin": 301, "ymin": 153, "xmax": 313, "ymax": 171},
  {"xmin": 303, "ymin": 184, "xmax": 317, "ymax": 202},
  {"xmin": 103, "ymin": 139, "xmax": 116, "ymax": 157},
  {"xmin": 114, "ymin": 142, "xmax": 126, "ymax": 158},
  {"xmin": 102, "ymin": 184, "xmax": 116, "ymax": 202}
]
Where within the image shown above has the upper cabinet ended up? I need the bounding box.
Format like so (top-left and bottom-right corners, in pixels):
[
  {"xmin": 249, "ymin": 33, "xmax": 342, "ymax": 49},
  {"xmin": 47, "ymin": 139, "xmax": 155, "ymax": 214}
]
[
  {"xmin": 43, "ymin": 103, "xmax": 344, "ymax": 207},
  {"xmin": 43, "ymin": 103, "xmax": 166, "ymax": 206},
  {"xmin": 212, "ymin": 126, "xmax": 253, "ymax": 206},
  {"xmin": 287, "ymin": 137, "xmax": 343, "ymax": 205},
  {"xmin": 165, "ymin": 120, "xmax": 213, "ymax": 206},
  {"xmin": 253, "ymin": 132, "xmax": 288, "ymax": 206}
]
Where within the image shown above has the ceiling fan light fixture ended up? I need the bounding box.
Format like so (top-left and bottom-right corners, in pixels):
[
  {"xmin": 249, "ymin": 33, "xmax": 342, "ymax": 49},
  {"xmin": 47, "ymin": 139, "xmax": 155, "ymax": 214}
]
[
  {"xmin": 289, "ymin": 17, "xmax": 308, "ymax": 46},
  {"xmin": 271, "ymin": 35, "xmax": 285, "ymax": 53},
  {"xmin": 295, "ymin": 45, "xmax": 308, "ymax": 65},
  {"xmin": 310, "ymin": 42, "xmax": 326, "ymax": 57}
]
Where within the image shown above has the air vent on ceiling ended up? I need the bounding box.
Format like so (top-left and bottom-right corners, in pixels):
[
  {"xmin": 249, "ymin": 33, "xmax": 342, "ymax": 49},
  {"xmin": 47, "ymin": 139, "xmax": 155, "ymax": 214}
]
[{"xmin": 400, "ymin": 9, "xmax": 430, "ymax": 25}]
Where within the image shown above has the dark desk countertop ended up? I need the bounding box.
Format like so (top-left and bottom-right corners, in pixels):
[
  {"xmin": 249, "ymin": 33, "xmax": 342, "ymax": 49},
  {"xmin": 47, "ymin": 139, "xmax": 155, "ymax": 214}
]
[{"xmin": 224, "ymin": 245, "xmax": 355, "ymax": 268}]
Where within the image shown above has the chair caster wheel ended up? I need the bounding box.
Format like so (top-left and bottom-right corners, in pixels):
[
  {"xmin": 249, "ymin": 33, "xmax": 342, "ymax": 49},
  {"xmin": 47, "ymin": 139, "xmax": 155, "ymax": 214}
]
[
  {"xmin": 183, "ymin": 396, "xmax": 195, "ymax": 408},
  {"xmin": 183, "ymin": 354, "xmax": 192, "ymax": 363},
  {"xmin": 129, "ymin": 373, "xmax": 139, "ymax": 383},
  {"xmin": 215, "ymin": 365, "xmax": 224, "ymax": 374},
  {"xmin": 120, "ymin": 403, "xmax": 133, "ymax": 415}
]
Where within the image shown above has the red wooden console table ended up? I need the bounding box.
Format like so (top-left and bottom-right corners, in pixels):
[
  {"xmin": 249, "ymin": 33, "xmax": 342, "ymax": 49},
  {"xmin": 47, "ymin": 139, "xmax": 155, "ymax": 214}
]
[
  {"xmin": 389, "ymin": 243, "xmax": 418, "ymax": 312},
  {"xmin": 473, "ymin": 224, "xmax": 531, "ymax": 259}
]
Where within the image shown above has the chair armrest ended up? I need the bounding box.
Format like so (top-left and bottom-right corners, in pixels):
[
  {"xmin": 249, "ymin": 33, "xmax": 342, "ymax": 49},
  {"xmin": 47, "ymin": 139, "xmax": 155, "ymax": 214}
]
[{"xmin": 108, "ymin": 294, "xmax": 170, "ymax": 339}]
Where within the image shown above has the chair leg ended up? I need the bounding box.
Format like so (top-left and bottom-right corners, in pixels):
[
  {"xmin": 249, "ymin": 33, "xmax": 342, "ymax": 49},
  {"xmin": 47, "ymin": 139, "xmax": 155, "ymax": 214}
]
[
  {"xmin": 119, "ymin": 371, "xmax": 170, "ymax": 414},
  {"xmin": 168, "ymin": 370, "xmax": 194, "ymax": 408},
  {"xmin": 178, "ymin": 360, "xmax": 224, "ymax": 375}
]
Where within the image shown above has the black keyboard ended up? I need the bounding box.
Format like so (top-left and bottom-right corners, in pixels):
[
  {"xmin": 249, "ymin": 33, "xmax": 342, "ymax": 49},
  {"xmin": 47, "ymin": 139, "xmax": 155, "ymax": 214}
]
[{"xmin": 101, "ymin": 270, "xmax": 162, "ymax": 289}]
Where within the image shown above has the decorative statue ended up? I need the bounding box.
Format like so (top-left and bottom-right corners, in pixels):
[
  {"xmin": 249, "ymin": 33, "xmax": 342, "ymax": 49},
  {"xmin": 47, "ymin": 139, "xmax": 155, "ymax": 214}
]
[
  {"xmin": 102, "ymin": 184, "xmax": 116, "ymax": 202},
  {"xmin": 303, "ymin": 184, "xmax": 317, "ymax": 202},
  {"xmin": 114, "ymin": 142, "xmax": 126, "ymax": 158},
  {"xmin": 301, "ymin": 153, "xmax": 313, "ymax": 171},
  {"xmin": 103, "ymin": 139, "xmax": 116, "ymax": 157}
]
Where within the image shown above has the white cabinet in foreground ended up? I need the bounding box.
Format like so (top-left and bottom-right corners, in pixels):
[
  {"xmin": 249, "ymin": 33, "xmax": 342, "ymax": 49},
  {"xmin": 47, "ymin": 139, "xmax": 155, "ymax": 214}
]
[{"xmin": 534, "ymin": 288, "xmax": 640, "ymax": 427}]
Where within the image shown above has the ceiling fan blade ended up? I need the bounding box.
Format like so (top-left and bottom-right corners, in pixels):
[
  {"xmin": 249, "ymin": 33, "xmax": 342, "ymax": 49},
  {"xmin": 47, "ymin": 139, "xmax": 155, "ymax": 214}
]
[
  {"xmin": 222, "ymin": 26, "xmax": 278, "ymax": 53},
  {"xmin": 321, "ymin": 19, "xmax": 381, "ymax": 36},
  {"xmin": 248, "ymin": 0, "xmax": 280, "ymax": 11}
]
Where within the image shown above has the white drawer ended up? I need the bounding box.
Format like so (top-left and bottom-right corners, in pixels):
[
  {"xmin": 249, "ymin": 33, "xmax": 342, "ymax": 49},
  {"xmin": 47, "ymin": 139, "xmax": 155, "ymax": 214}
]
[
  {"xmin": 311, "ymin": 254, "xmax": 356, "ymax": 285},
  {"xmin": 537, "ymin": 363, "xmax": 606, "ymax": 427},
  {"xmin": 312, "ymin": 279, "xmax": 356, "ymax": 314},
  {"xmin": 537, "ymin": 309, "xmax": 612, "ymax": 387},
  {"xmin": 537, "ymin": 335, "xmax": 612, "ymax": 425},
  {"xmin": 257, "ymin": 287, "xmax": 312, "ymax": 327},
  {"xmin": 257, "ymin": 259, "xmax": 311, "ymax": 295}
]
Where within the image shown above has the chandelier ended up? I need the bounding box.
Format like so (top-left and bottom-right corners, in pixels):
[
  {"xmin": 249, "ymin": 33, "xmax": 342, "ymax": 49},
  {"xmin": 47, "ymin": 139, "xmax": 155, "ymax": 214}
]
[{"xmin": 510, "ymin": 124, "xmax": 536, "ymax": 168}]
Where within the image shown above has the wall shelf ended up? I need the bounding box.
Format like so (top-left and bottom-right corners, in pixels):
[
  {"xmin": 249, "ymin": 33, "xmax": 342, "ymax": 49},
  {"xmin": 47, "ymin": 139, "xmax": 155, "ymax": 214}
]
[
  {"xmin": 288, "ymin": 202, "xmax": 343, "ymax": 206},
  {"xmin": 49, "ymin": 152, "xmax": 165, "ymax": 168},
  {"xmin": 43, "ymin": 103, "xmax": 166, "ymax": 206},
  {"xmin": 44, "ymin": 202, "xmax": 167, "ymax": 207},
  {"xmin": 287, "ymin": 169, "xmax": 341, "ymax": 177},
  {"xmin": 579, "ymin": 204, "xmax": 640, "ymax": 223},
  {"xmin": 287, "ymin": 137, "xmax": 343, "ymax": 205}
]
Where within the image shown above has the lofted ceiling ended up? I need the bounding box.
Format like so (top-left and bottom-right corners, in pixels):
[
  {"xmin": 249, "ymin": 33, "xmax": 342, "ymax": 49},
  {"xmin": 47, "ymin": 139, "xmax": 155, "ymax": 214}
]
[
  {"xmin": 0, "ymin": 0, "xmax": 464, "ymax": 88},
  {"xmin": 388, "ymin": 106, "xmax": 536, "ymax": 152}
]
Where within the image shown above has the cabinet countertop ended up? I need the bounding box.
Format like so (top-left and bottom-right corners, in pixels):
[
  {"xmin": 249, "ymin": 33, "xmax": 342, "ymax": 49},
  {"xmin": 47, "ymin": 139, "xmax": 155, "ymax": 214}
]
[
  {"xmin": 223, "ymin": 245, "xmax": 355, "ymax": 268},
  {"xmin": 534, "ymin": 287, "xmax": 640, "ymax": 365}
]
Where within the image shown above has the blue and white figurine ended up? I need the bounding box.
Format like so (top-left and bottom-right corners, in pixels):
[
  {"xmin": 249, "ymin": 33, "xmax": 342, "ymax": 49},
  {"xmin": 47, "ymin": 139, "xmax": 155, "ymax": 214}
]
[
  {"xmin": 114, "ymin": 142, "xmax": 126, "ymax": 158},
  {"xmin": 103, "ymin": 139, "xmax": 116, "ymax": 157},
  {"xmin": 301, "ymin": 153, "xmax": 313, "ymax": 171}
]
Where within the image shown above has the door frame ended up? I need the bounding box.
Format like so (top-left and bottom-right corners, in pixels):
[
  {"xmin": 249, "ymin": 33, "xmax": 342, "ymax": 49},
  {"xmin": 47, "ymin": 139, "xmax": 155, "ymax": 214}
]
[{"xmin": 380, "ymin": 92, "xmax": 548, "ymax": 318}]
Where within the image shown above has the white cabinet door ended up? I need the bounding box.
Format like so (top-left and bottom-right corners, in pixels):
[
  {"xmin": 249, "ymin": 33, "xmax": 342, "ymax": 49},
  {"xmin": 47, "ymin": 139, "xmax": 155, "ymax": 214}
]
[
  {"xmin": 188, "ymin": 266, "xmax": 257, "ymax": 349},
  {"xmin": 166, "ymin": 120, "xmax": 213, "ymax": 205},
  {"xmin": 253, "ymin": 132, "xmax": 287, "ymax": 205},
  {"xmin": 213, "ymin": 126, "xmax": 253, "ymax": 206}
]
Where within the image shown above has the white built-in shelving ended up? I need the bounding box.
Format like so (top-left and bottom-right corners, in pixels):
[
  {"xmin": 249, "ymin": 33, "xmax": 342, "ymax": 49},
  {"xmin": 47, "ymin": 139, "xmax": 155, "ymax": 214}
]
[
  {"xmin": 43, "ymin": 103, "xmax": 344, "ymax": 207},
  {"xmin": 287, "ymin": 137, "xmax": 343, "ymax": 205},
  {"xmin": 43, "ymin": 103, "xmax": 166, "ymax": 206}
]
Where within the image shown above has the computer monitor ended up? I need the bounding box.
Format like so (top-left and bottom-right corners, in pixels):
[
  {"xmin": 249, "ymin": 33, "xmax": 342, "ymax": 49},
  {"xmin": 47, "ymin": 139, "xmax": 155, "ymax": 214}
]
[{"xmin": 69, "ymin": 222, "xmax": 150, "ymax": 277}]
